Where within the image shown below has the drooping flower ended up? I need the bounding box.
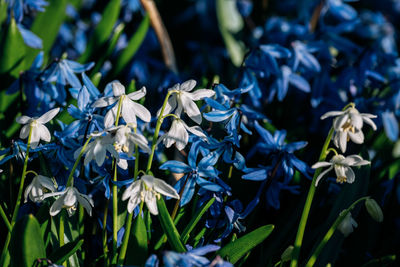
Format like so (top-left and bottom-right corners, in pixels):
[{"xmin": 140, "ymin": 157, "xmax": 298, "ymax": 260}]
[
  {"xmin": 46, "ymin": 186, "xmax": 94, "ymax": 217},
  {"xmin": 92, "ymin": 82, "xmax": 151, "ymax": 128},
  {"xmin": 158, "ymin": 79, "xmax": 215, "ymax": 124},
  {"xmin": 157, "ymin": 118, "xmax": 207, "ymax": 151},
  {"xmin": 321, "ymin": 106, "xmax": 377, "ymax": 152},
  {"xmin": 16, "ymin": 107, "xmax": 60, "ymax": 149},
  {"xmin": 24, "ymin": 175, "xmax": 57, "ymax": 203},
  {"xmin": 312, "ymin": 154, "xmax": 370, "ymax": 186},
  {"xmin": 338, "ymin": 211, "xmax": 358, "ymax": 237},
  {"xmin": 122, "ymin": 175, "xmax": 179, "ymax": 215}
]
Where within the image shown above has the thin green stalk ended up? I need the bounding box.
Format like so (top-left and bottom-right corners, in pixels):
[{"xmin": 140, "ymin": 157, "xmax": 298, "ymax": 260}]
[
  {"xmin": 133, "ymin": 127, "xmax": 139, "ymax": 181},
  {"xmin": 102, "ymin": 198, "xmax": 110, "ymax": 263},
  {"xmin": 112, "ymin": 96, "xmax": 124, "ymax": 262},
  {"xmin": 0, "ymin": 204, "xmax": 11, "ymax": 231},
  {"xmin": 66, "ymin": 136, "xmax": 93, "ymax": 187},
  {"xmin": 0, "ymin": 126, "xmax": 33, "ymax": 265},
  {"xmin": 306, "ymin": 197, "xmax": 369, "ymax": 266},
  {"xmin": 117, "ymin": 202, "xmax": 144, "ymax": 265},
  {"xmin": 146, "ymin": 91, "xmax": 174, "ymax": 173},
  {"xmin": 290, "ymin": 127, "xmax": 334, "ymax": 267},
  {"xmin": 59, "ymin": 211, "xmax": 66, "ymax": 266}
]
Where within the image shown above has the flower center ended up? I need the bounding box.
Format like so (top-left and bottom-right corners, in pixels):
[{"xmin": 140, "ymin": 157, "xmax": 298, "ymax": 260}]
[{"xmin": 336, "ymin": 176, "xmax": 347, "ymax": 183}]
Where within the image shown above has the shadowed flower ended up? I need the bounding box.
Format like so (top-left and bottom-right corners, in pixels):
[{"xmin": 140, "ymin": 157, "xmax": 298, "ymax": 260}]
[{"xmin": 24, "ymin": 175, "xmax": 57, "ymax": 203}]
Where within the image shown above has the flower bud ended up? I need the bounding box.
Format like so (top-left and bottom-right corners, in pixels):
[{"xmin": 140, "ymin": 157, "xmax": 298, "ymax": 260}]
[
  {"xmin": 365, "ymin": 198, "xmax": 384, "ymax": 222},
  {"xmin": 281, "ymin": 245, "xmax": 294, "ymax": 262}
]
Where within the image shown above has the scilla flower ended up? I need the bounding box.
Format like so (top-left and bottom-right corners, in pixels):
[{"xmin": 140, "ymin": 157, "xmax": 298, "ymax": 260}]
[
  {"xmin": 24, "ymin": 175, "xmax": 57, "ymax": 203},
  {"xmin": 92, "ymin": 82, "xmax": 151, "ymax": 127},
  {"xmin": 338, "ymin": 211, "xmax": 358, "ymax": 237},
  {"xmin": 46, "ymin": 187, "xmax": 94, "ymax": 217},
  {"xmin": 16, "ymin": 107, "xmax": 60, "ymax": 149},
  {"xmin": 312, "ymin": 154, "xmax": 370, "ymax": 186},
  {"xmin": 157, "ymin": 118, "xmax": 207, "ymax": 151},
  {"xmin": 158, "ymin": 79, "xmax": 215, "ymax": 124},
  {"xmin": 122, "ymin": 175, "xmax": 179, "ymax": 215},
  {"xmin": 321, "ymin": 106, "xmax": 377, "ymax": 153}
]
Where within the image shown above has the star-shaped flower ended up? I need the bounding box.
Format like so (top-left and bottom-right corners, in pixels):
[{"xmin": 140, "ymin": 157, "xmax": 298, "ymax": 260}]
[
  {"xmin": 92, "ymin": 82, "xmax": 151, "ymax": 128},
  {"xmin": 24, "ymin": 175, "xmax": 57, "ymax": 203},
  {"xmin": 321, "ymin": 106, "xmax": 377, "ymax": 152},
  {"xmin": 158, "ymin": 80, "xmax": 215, "ymax": 124},
  {"xmin": 157, "ymin": 118, "xmax": 207, "ymax": 151},
  {"xmin": 16, "ymin": 108, "xmax": 60, "ymax": 149},
  {"xmin": 312, "ymin": 154, "xmax": 370, "ymax": 186},
  {"xmin": 122, "ymin": 175, "xmax": 179, "ymax": 215},
  {"xmin": 46, "ymin": 186, "xmax": 94, "ymax": 217}
]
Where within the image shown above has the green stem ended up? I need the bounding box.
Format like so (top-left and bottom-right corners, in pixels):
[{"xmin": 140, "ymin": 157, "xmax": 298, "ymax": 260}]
[
  {"xmin": 0, "ymin": 126, "xmax": 33, "ymax": 265},
  {"xmin": 0, "ymin": 204, "xmax": 11, "ymax": 231},
  {"xmin": 146, "ymin": 91, "xmax": 174, "ymax": 173},
  {"xmin": 133, "ymin": 127, "xmax": 139, "ymax": 181},
  {"xmin": 117, "ymin": 202, "xmax": 144, "ymax": 265},
  {"xmin": 305, "ymin": 197, "xmax": 369, "ymax": 266},
  {"xmin": 59, "ymin": 211, "xmax": 66, "ymax": 266},
  {"xmin": 102, "ymin": 198, "xmax": 110, "ymax": 263},
  {"xmin": 290, "ymin": 127, "xmax": 334, "ymax": 267},
  {"xmin": 66, "ymin": 136, "xmax": 93, "ymax": 187}
]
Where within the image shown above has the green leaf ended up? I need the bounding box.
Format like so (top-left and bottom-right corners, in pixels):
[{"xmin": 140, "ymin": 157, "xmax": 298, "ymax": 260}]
[
  {"xmin": 9, "ymin": 214, "xmax": 46, "ymax": 267},
  {"xmin": 217, "ymin": 224, "xmax": 275, "ymax": 264},
  {"xmin": 112, "ymin": 14, "xmax": 150, "ymax": 76},
  {"xmin": 90, "ymin": 23, "xmax": 125, "ymax": 75},
  {"xmin": 79, "ymin": 0, "xmax": 121, "ymax": 63},
  {"xmin": 181, "ymin": 197, "xmax": 215, "ymax": 243},
  {"xmin": 216, "ymin": 0, "xmax": 245, "ymax": 67},
  {"xmin": 0, "ymin": 17, "xmax": 26, "ymax": 78},
  {"xmin": 26, "ymin": 0, "xmax": 68, "ymax": 65},
  {"xmin": 125, "ymin": 214, "xmax": 148, "ymax": 266},
  {"xmin": 0, "ymin": 0, "xmax": 7, "ymax": 27},
  {"xmin": 156, "ymin": 198, "xmax": 186, "ymax": 252},
  {"xmin": 48, "ymin": 239, "xmax": 84, "ymax": 264}
]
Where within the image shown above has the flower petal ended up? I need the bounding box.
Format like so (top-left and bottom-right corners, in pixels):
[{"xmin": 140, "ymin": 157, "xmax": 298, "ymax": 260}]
[
  {"xmin": 127, "ymin": 86, "xmax": 146, "ymax": 100},
  {"xmin": 320, "ymin": 110, "xmax": 344, "ymax": 120},
  {"xmin": 315, "ymin": 166, "xmax": 333, "ymax": 186},
  {"xmin": 180, "ymin": 93, "xmax": 202, "ymax": 124},
  {"xmin": 16, "ymin": 115, "xmax": 31, "ymax": 124},
  {"xmin": 37, "ymin": 108, "xmax": 60, "ymax": 124},
  {"xmin": 153, "ymin": 178, "xmax": 179, "ymax": 199},
  {"xmin": 112, "ymin": 82, "xmax": 125, "ymax": 96},
  {"xmin": 190, "ymin": 89, "xmax": 215, "ymax": 100}
]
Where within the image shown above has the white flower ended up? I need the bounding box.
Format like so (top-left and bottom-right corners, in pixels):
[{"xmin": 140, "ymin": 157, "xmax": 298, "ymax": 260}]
[
  {"xmin": 76, "ymin": 131, "xmax": 119, "ymax": 166},
  {"xmin": 111, "ymin": 125, "xmax": 151, "ymax": 169},
  {"xmin": 92, "ymin": 82, "xmax": 151, "ymax": 128},
  {"xmin": 158, "ymin": 79, "xmax": 215, "ymax": 124},
  {"xmin": 122, "ymin": 175, "xmax": 179, "ymax": 215},
  {"xmin": 338, "ymin": 211, "xmax": 358, "ymax": 237},
  {"xmin": 157, "ymin": 118, "xmax": 208, "ymax": 151},
  {"xmin": 312, "ymin": 154, "xmax": 370, "ymax": 186},
  {"xmin": 16, "ymin": 108, "xmax": 60, "ymax": 149},
  {"xmin": 24, "ymin": 175, "xmax": 57, "ymax": 203},
  {"xmin": 321, "ymin": 107, "xmax": 377, "ymax": 152},
  {"xmin": 46, "ymin": 186, "xmax": 94, "ymax": 217}
]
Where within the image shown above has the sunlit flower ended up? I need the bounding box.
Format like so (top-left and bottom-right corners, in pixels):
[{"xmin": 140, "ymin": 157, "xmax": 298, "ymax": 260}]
[
  {"xmin": 122, "ymin": 175, "xmax": 179, "ymax": 215},
  {"xmin": 158, "ymin": 79, "xmax": 215, "ymax": 124},
  {"xmin": 157, "ymin": 118, "xmax": 207, "ymax": 151},
  {"xmin": 338, "ymin": 211, "xmax": 358, "ymax": 237},
  {"xmin": 321, "ymin": 107, "xmax": 377, "ymax": 152},
  {"xmin": 92, "ymin": 82, "xmax": 151, "ymax": 127},
  {"xmin": 16, "ymin": 108, "xmax": 60, "ymax": 149},
  {"xmin": 46, "ymin": 186, "xmax": 94, "ymax": 217},
  {"xmin": 312, "ymin": 154, "xmax": 370, "ymax": 186},
  {"xmin": 24, "ymin": 175, "xmax": 57, "ymax": 203}
]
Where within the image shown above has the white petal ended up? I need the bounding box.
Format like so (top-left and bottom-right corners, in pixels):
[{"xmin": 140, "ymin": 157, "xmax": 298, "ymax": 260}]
[
  {"xmin": 333, "ymin": 114, "xmax": 349, "ymax": 130},
  {"xmin": 315, "ymin": 166, "xmax": 333, "ymax": 186},
  {"xmin": 19, "ymin": 124, "xmax": 30, "ymax": 139},
  {"xmin": 104, "ymin": 105, "xmax": 118, "ymax": 128},
  {"xmin": 37, "ymin": 124, "xmax": 51, "ymax": 142},
  {"xmin": 94, "ymin": 142, "xmax": 106, "ymax": 166},
  {"xmin": 92, "ymin": 96, "xmax": 118, "ymax": 108},
  {"xmin": 142, "ymin": 175, "xmax": 155, "ymax": 188},
  {"xmin": 345, "ymin": 167, "xmax": 355, "ymax": 183},
  {"xmin": 180, "ymin": 93, "xmax": 202, "ymax": 124},
  {"xmin": 127, "ymin": 195, "xmax": 141, "ymax": 214},
  {"xmin": 320, "ymin": 110, "xmax": 344, "ymax": 120},
  {"xmin": 186, "ymin": 125, "xmax": 207, "ymax": 140},
  {"xmin": 77, "ymin": 193, "xmax": 94, "ymax": 216},
  {"xmin": 130, "ymin": 102, "xmax": 151, "ymax": 122},
  {"xmin": 112, "ymin": 82, "xmax": 125, "ymax": 96},
  {"xmin": 121, "ymin": 99, "xmax": 138, "ymax": 126},
  {"xmin": 16, "ymin": 115, "xmax": 32, "ymax": 124},
  {"xmin": 338, "ymin": 131, "xmax": 347, "ymax": 153},
  {"xmin": 350, "ymin": 113, "xmax": 363, "ymax": 129},
  {"xmin": 362, "ymin": 116, "xmax": 377, "ymax": 131},
  {"xmin": 173, "ymin": 120, "xmax": 188, "ymax": 151},
  {"xmin": 24, "ymin": 183, "xmax": 34, "ymax": 202},
  {"xmin": 190, "ymin": 89, "xmax": 215, "ymax": 101},
  {"xmin": 130, "ymin": 133, "xmax": 151, "ymax": 154},
  {"xmin": 127, "ymin": 86, "xmax": 146, "ymax": 100},
  {"xmin": 311, "ymin": 161, "xmax": 332, "ymax": 169},
  {"xmin": 180, "ymin": 79, "xmax": 196, "ymax": 92},
  {"xmin": 348, "ymin": 130, "xmax": 364, "ymax": 144},
  {"xmin": 145, "ymin": 193, "xmax": 158, "ymax": 215},
  {"xmin": 63, "ymin": 188, "xmax": 78, "ymax": 207},
  {"xmin": 37, "ymin": 108, "xmax": 60, "ymax": 124},
  {"xmin": 153, "ymin": 178, "xmax": 179, "ymax": 199},
  {"xmin": 30, "ymin": 126, "xmax": 40, "ymax": 149},
  {"xmin": 117, "ymin": 159, "xmax": 128, "ymax": 170},
  {"xmin": 157, "ymin": 95, "xmax": 177, "ymax": 117},
  {"xmin": 122, "ymin": 181, "xmax": 141, "ymax": 201},
  {"xmin": 49, "ymin": 196, "xmax": 65, "ymax": 216}
]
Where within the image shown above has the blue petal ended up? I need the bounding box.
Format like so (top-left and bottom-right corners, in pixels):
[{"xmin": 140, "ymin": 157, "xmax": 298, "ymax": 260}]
[
  {"xmin": 18, "ymin": 24, "xmax": 43, "ymax": 49},
  {"xmin": 382, "ymin": 111, "xmax": 399, "ymax": 142},
  {"xmin": 203, "ymin": 108, "xmax": 236, "ymax": 122},
  {"xmin": 242, "ymin": 168, "xmax": 268, "ymax": 181},
  {"xmin": 159, "ymin": 160, "xmax": 191, "ymax": 173}
]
